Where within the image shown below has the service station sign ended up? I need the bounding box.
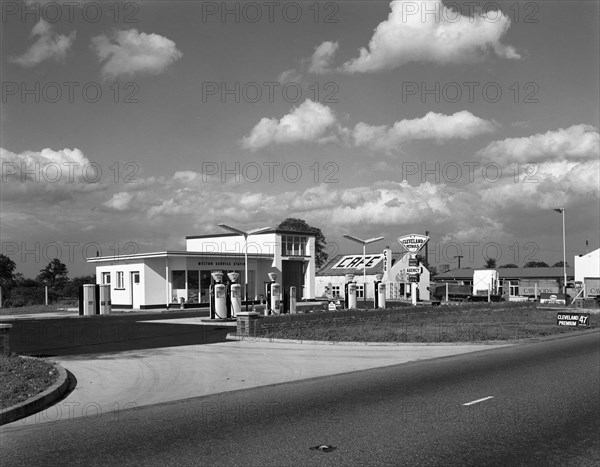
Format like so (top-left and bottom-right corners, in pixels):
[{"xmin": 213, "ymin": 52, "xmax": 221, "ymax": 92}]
[
  {"xmin": 556, "ymin": 313, "xmax": 590, "ymax": 327},
  {"xmin": 398, "ymin": 234, "xmax": 430, "ymax": 253}
]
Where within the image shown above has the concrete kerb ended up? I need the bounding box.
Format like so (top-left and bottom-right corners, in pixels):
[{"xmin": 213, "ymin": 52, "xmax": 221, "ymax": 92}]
[
  {"xmin": 225, "ymin": 333, "xmax": 516, "ymax": 346},
  {"xmin": 0, "ymin": 362, "xmax": 70, "ymax": 426},
  {"xmin": 226, "ymin": 328, "xmax": 600, "ymax": 346}
]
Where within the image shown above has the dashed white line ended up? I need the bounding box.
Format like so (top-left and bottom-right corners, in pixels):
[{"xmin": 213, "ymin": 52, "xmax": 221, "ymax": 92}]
[{"xmin": 463, "ymin": 396, "xmax": 495, "ymax": 406}]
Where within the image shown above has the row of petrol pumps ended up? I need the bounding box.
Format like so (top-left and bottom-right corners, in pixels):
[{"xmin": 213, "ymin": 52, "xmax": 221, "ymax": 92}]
[
  {"xmin": 76, "ymin": 269, "xmax": 397, "ymax": 319},
  {"xmin": 211, "ymin": 270, "xmax": 391, "ymax": 320},
  {"xmin": 344, "ymin": 273, "xmax": 388, "ymax": 309},
  {"xmin": 209, "ymin": 271, "xmax": 286, "ymax": 319}
]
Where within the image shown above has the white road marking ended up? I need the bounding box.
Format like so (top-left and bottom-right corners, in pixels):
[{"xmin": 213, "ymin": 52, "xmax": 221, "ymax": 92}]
[{"xmin": 463, "ymin": 396, "xmax": 494, "ymax": 406}]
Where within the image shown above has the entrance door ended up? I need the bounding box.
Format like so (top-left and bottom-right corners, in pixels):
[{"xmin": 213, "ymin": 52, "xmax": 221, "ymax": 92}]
[
  {"xmin": 130, "ymin": 271, "xmax": 141, "ymax": 308},
  {"xmin": 282, "ymin": 260, "xmax": 305, "ymax": 300}
]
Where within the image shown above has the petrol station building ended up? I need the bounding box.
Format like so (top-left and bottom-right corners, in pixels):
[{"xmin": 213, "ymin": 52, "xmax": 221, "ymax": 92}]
[
  {"xmin": 316, "ymin": 246, "xmax": 431, "ymax": 302},
  {"xmin": 87, "ymin": 229, "xmax": 316, "ymax": 309}
]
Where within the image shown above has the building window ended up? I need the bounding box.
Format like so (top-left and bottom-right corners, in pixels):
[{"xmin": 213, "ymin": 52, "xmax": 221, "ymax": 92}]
[
  {"xmin": 356, "ymin": 284, "xmax": 364, "ymax": 299},
  {"xmin": 281, "ymin": 235, "xmax": 307, "ymax": 256},
  {"xmin": 172, "ymin": 270, "xmax": 186, "ymax": 289},
  {"xmin": 116, "ymin": 271, "xmax": 124, "ymax": 289},
  {"xmin": 101, "ymin": 272, "xmax": 111, "ymax": 285},
  {"xmin": 509, "ymin": 281, "xmax": 519, "ymax": 296},
  {"xmin": 331, "ymin": 285, "xmax": 341, "ymax": 298}
]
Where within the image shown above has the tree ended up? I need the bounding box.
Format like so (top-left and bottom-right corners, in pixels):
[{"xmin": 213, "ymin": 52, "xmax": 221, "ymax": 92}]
[
  {"xmin": 62, "ymin": 274, "xmax": 96, "ymax": 298},
  {"xmin": 552, "ymin": 261, "xmax": 569, "ymax": 267},
  {"xmin": 524, "ymin": 261, "xmax": 549, "ymax": 268},
  {"xmin": 0, "ymin": 254, "xmax": 17, "ymax": 287},
  {"xmin": 277, "ymin": 218, "xmax": 328, "ymax": 268},
  {"xmin": 484, "ymin": 258, "xmax": 497, "ymax": 268},
  {"xmin": 498, "ymin": 263, "xmax": 519, "ymax": 268},
  {"xmin": 36, "ymin": 258, "xmax": 69, "ymax": 289}
]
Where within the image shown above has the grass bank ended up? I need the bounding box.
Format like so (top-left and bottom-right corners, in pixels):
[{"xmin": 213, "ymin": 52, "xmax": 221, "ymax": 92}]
[
  {"xmin": 258, "ymin": 303, "xmax": 598, "ymax": 343},
  {"xmin": 0, "ymin": 354, "xmax": 59, "ymax": 409}
]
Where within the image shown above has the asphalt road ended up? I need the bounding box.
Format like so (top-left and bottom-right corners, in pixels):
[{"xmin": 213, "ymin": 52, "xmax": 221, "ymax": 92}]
[
  {"xmin": 2, "ymin": 331, "xmax": 598, "ymax": 466},
  {"xmin": 2, "ymin": 311, "xmax": 232, "ymax": 356}
]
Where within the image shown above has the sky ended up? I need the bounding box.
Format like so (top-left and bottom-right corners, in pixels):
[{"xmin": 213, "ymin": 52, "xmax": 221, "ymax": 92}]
[{"xmin": 1, "ymin": 0, "xmax": 599, "ymax": 278}]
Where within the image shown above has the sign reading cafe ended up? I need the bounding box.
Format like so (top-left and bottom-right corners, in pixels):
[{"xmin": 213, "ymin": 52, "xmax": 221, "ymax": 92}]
[{"xmin": 332, "ymin": 254, "xmax": 384, "ymax": 270}]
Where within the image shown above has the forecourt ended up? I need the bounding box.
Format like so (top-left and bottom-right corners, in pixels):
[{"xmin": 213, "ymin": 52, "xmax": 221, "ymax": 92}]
[{"xmin": 2, "ymin": 330, "xmax": 598, "ymax": 465}]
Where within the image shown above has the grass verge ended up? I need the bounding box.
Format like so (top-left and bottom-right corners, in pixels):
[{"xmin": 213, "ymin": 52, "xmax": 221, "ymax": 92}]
[
  {"xmin": 0, "ymin": 354, "xmax": 59, "ymax": 409},
  {"xmin": 0, "ymin": 304, "xmax": 76, "ymax": 316},
  {"xmin": 259, "ymin": 303, "xmax": 599, "ymax": 343}
]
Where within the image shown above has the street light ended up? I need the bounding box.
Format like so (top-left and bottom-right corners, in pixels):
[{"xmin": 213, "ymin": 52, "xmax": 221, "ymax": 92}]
[
  {"xmin": 218, "ymin": 224, "xmax": 271, "ymax": 311},
  {"xmin": 553, "ymin": 208, "xmax": 567, "ymax": 295},
  {"xmin": 343, "ymin": 234, "xmax": 385, "ymax": 304}
]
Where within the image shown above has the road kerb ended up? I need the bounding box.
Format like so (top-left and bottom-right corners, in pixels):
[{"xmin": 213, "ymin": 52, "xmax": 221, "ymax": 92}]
[{"xmin": 0, "ymin": 362, "xmax": 70, "ymax": 426}]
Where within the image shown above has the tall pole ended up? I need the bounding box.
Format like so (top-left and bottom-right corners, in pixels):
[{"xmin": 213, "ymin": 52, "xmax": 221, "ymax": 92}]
[
  {"xmin": 562, "ymin": 208, "xmax": 567, "ymax": 295},
  {"xmin": 244, "ymin": 234, "xmax": 249, "ymax": 311}
]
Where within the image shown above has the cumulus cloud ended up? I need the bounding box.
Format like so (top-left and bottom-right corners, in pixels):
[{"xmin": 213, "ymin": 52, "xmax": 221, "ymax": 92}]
[
  {"xmin": 277, "ymin": 68, "xmax": 303, "ymax": 83},
  {"xmin": 353, "ymin": 111, "xmax": 497, "ymax": 152},
  {"xmin": 341, "ymin": 0, "xmax": 520, "ymax": 73},
  {"xmin": 0, "ymin": 147, "xmax": 106, "ymax": 203},
  {"xmin": 242, "ymin": 103, "xmax": 494, "ymax": 151},
  {"xmin": 308, "ymin": 41, "xmax": 339, "ymax": 74},
  {"xmin": 478, "ymin": 124, "xmax": 600, "ymax": 164},
  {"xmin": 11, "ymin": 19, "xmax": 75, "ymax": 67},
  {"xmin": 241, "ymin": 99, "xmax": 339, "ymax": 151},
  {"xmin": 91, "ymin": 29, "xmax": 183, "ymax": 79},
  {"xmin": 102, "ymin": 192, "xmax": 135, "ymax": 212}
]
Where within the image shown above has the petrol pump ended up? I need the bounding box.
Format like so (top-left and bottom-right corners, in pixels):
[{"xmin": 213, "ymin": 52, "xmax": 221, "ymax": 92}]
[
  {"xmin": 210, "ymin": 271, "xmax": 228, "ymax": 319},
  {"xmin": 374, "ymin": 273, "xmax": 386, "ymax": 309},
  {"xmin": 289, "ymin": 286, "xmax": 297, "ymax": 314},
  {"xmin": 228, "ymin": 272, "xmax": 242, "ymax": 318},
  {"xmin": 266, "ymin": 272, "xmax": 281, "ymax": 315},
  {"xmin": 345, "ymin": 274, "xmax": 357, "ymax": 309}
]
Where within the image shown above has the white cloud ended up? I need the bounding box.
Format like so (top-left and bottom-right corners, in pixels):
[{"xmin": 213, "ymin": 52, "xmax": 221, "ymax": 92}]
[
  {"xmin": 11, "ymin": 19, "xmax": 75, "ymax": 67},
  {"xmin": 242, "ymin": 103, "xmax": 495, "ymax": 151},
  {"xmin": 0, "ymin": 147, "xmax": 106, "ymax": 203},
  {"xmin": 241, "ymin": 99, "xmax": 338, "ymax": 150},
  {"xmin": 102, "ymin": 192, "xmax": 135, "ymax": 212},
  {"xmin": 478, "ymin": 124, "xmax": 600, "ymax": 164},
  {"xmin": 91, "ymin": 29, "xmax": 183, "ymax": 79},
  {"xmin": 341, "ymin": 0, "xmax": 520, "ymax": 73},
  {"xmin": 353, "ymin": 111, "xmax": 497, "ymax": 152},
  {"xmin": 308, "ymin": 41, "xmax": 339, "ymax": 74},
  {"xmin": 277, "ymin": 68, "xmax": 303, "ymax": 83}
]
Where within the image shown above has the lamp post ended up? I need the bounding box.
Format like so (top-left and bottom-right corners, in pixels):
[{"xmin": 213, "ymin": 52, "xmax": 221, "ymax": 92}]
[
  {"xmin": 343, "ymin": 235, "xmax": 384, "ymax": 305},
  {"xmin": 218, "ymin": 224, "xmax": 271, "ymax": 311},
  {"xmin": 553, "ymin": 208, "xmax": 567, "ymax": 295}
]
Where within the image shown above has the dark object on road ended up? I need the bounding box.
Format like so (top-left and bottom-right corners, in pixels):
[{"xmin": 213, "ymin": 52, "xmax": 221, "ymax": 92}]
[{"xmin": 310, "ymin": 445, "xmax": 336, "ymax": 452}]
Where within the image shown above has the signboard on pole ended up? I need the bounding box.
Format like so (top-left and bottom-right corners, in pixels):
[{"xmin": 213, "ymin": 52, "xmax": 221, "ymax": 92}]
[
  {"xmin": 408, "ymin": 275, "xmax": 419, "ymax": 283},
  {"xmin": 398, "ymin": 234, "xmax": 430, "ymax": 254},
  {"xmin": 408, "ymin": 257, "xmax": 418, "ymax": 267},
  {"xmin": 406, "ymin": 267, "xmax": 421, "ymax": 275}
]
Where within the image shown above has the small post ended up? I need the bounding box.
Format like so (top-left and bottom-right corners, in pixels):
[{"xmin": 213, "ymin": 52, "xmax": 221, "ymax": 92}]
[
  {"xmin": 445, "ymin": 282, "xmax": 449, "ymax": 302},
  {"xmin": 45, "ymin": 285, "xmax": 49, "ymax": 306},
  {"xmin": 534, "ymin": 283, "xmax": 538, "ymax": 300},
  {"xmin": 487, "ymin": 284, "xmax": 491, "ymax": 302}
]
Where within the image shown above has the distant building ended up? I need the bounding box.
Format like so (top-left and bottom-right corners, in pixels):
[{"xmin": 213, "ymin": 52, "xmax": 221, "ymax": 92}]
[
  {"xmin": 87, "ymin": 229, "xmax": 316, "ymax": 309},
  {"xmin": 574, "ymin": 248, "xmax": 600, "ymax": 297},
  {"xmin": 316, "ymin": 247, "xmax": 430, "ymax": 302},
  {"xmin": 432, "ymin": 266, "xmax": 574, "ymax": 297}
]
